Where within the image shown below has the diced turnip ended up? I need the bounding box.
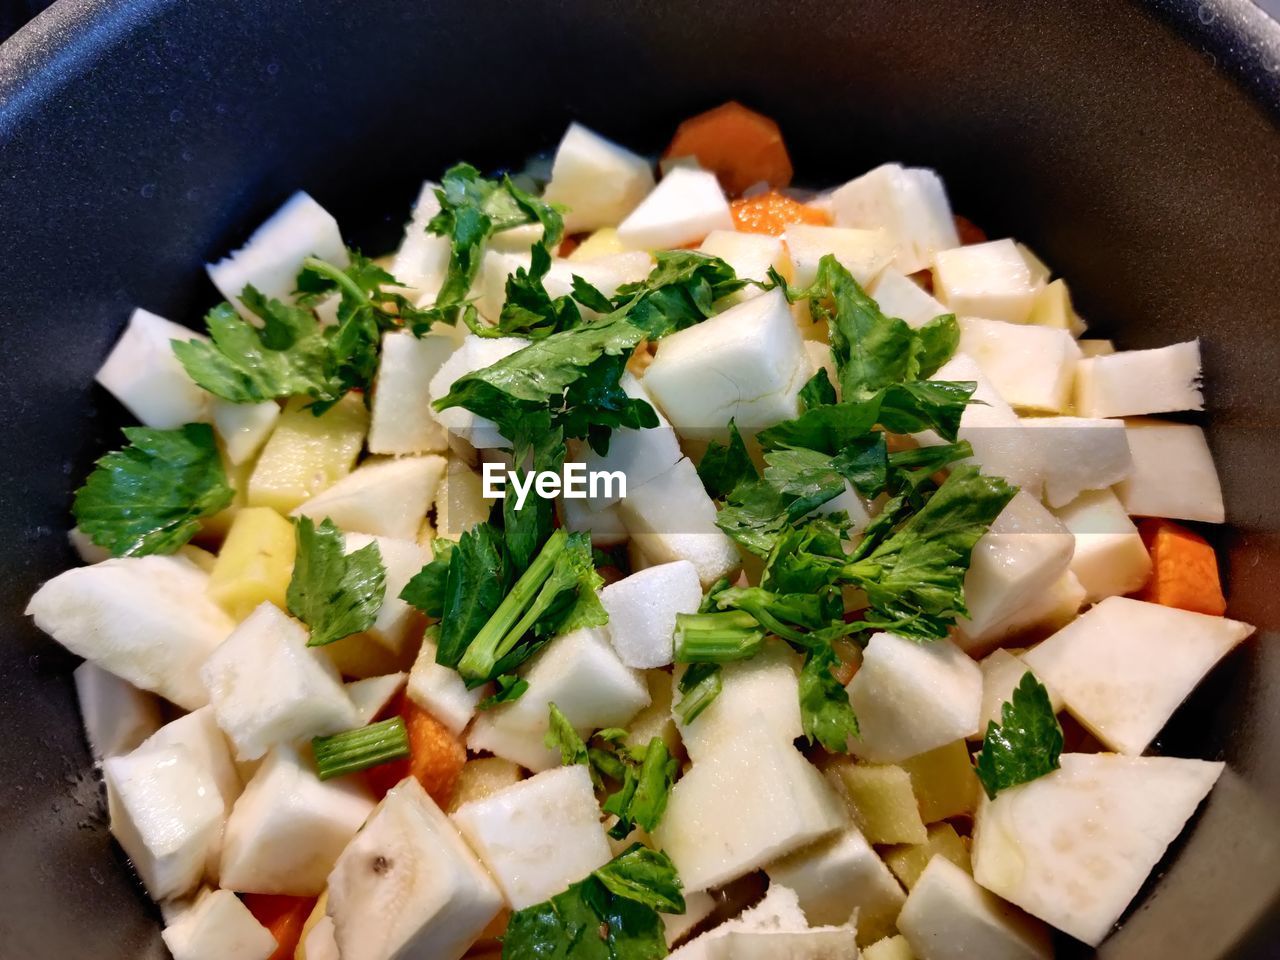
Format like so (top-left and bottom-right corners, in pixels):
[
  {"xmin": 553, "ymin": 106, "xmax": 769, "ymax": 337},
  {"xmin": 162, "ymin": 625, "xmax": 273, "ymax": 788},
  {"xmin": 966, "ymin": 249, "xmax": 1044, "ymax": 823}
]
[
  {"xmin": 201, "ymin": 602, "xmax": 358, "ymax": 761},
  {"xmin": 390, "ymin": 181, "xmax": 451, "ymax": 301},
  {"xmin": 428, "ymin": 335, "xmax": 530, "ymax": 449},
  {"xmin": 664, "ymin": 890, "xmax": 718, "ymax": 947},
  {"xmin": 292, "ymin": 455, "xmax": 445, "ymax": 541},
  {"xmin": 830, "ymin": 163, "xmax": 960, "ymax": 274},
  {"xmin": 367, "ymin": 330, "xmax": 458, "ymax": 455},
  {"xmin": 708, "ymin": 927, "xmax": 859, "ymax": 960},
  {"xmin": 342, "ymin": 533, "xmax": 431, "ymax": 655},
  {"xmin": 207, "ymin": 192, "xmax": 348, "ymax": 315},
  {"xmin": 345, "ymin": 672, "xmax": 407, "ymax": 725},
  {"xmin": 579, "ymin": 373, "xmax": 682, "ymax": 509},
  {"xmin": 933, "ymin": 240, "xmax": 1044, "ymax": 325},
  {"xmin": 972, "ymin": 753, "xmax": 1224, "ymax": 946},
  {"xmin": 1115, "ymin": 418, "xmax": 1224, "ymax": 523},
  {"xmin": 616, "ymin": 167, "xmax": 733, "ymax": 250},
  {"xmin": 1022, "ymin": 596, "xmax": 1253, "ymax": 755},
  {"xmin": 600, "ymin": 560, "xmax": 703, "ymax": 668},
  {"xmin": 407, "ymin": 637, "xmax": 482, "ymax": 736},
  {"xmin": 784, "ymin": 224, "xmax": 896, "ymax": 287},
  {"xmin": 975, "ymin": 650, "xmax": 1063, "ymax": 735},
  {"xmin": 955, "ymin": 571, "xmax": 1085, "ymax": 659},
  {"xmin": 871, "ymin": 268, "xmax": 949, "ymax": 328},
  {"xmin": 1022, "ymin": 415, "xmax": 1132, "ymax": 508},
  {"xmin": 542, "ymin": 123, "xmax": 656, "ymax": 232},
  {"xmin": 668, "ymin": 884, "xmax": 810, "ymax": 960},
  {"xmin": 73, "ymin": 661, "xmax": 162, "ymax": 761},
  {"xmin": 557, "ymin": 494, "xmax": 629, "ymax": 546},
  {"xmin": 699, "ymin": 229, "xmax": 787, "ymax": 301},
  {"xmin": 212, "ymin": 399, "xmax": 280, "ymax": 466},
  {"xmin": 1074, "ymin": 340, "xmax": 1203, "ymax": 418},
  {"xmin": 161, "ymin": 888, "xmax": 276, "ymax": 960},
  {"xmin": 27, "ymin": 555, "xmax": 234, "ymax": 710},
  {"xmin": 142, "ymin": 707, "xmax": 242, "ymax": 826},
  {"xmin": 96, "ymin": 308, "xmax": 210, "ymax": 428},
  {"xmin": 1050, "ymin": 488, "xmax": 1152, "ymax": 602},
  {"xmin": 958, "ymin": 317, "xmax": 1081, "ymax": 413}
]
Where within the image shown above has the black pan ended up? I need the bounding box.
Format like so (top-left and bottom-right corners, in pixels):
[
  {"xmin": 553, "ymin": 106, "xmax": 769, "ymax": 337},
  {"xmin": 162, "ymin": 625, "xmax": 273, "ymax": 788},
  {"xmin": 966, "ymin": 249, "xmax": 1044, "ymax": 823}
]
[{"xmin": 1, "ymin": 1, "xmax": 1278, "ymax": 957}]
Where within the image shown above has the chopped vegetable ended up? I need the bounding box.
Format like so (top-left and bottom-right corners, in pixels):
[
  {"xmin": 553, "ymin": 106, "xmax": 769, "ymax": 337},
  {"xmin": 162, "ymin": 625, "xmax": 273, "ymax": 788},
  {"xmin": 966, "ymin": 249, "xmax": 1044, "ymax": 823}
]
[
  {"xmin": 241, "ymin": 893, "xmax": 315, "ymax": 960},
  {"xmin": 365, "ymin": 696, "xmax": 468, "ymax": 806},
  {"xmin": 1135, "ymin": 517, "xmax": 1226, "ymax": 616},
  {"xmin": 312, "ymin": 717, "xmax": 410, "ymax": 780},
  {"xmin": 664, "ymin": 101, "xmax": 793, "ymax": 195},
  {"xmin": 974, "ymin": 671, "xmax": 1064, "ymax": 799},
  {"xmin": 673, "ymin": 610, "xmax": 766, "ymax": 662},
  {"xmin": 286, "ymin": 516, "xmax": 386, "ymax": 647},
  {"xmin": 731, "ymin": 190, "xmax": 829, "ymax": 236}
]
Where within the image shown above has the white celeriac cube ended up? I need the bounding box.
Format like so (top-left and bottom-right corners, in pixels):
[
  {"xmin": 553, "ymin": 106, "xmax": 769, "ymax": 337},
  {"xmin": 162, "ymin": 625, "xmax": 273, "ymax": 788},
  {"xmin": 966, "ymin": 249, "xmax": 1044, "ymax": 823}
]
[
  {"xmin": 617, "ymin": 457, "xmax": 741, "ymax": 587},
  {"xmin": 343, "ymin": 533, "xmax": 431, "ymax": 655},
  {"xmin": 699, "ymin": 229, "xmax": 787, "ymax": 301},
  {"xmin": 616, "ymin": 167, "xmax": 733, "ymax": 250},
  {"xmin": 784, "ymin": 224, "xmax": 896, "ymax": 288},
  {"xmin": 73, "ymin": 661, "xmax": 162, "ymax": 761},
  {"xmin": 390, "ymin": 181, "xmax": 451, "ymax": 301},
  {"xmin": 207, "ymin": 192, "xmax": 348, "ymax": 315},
  {"xmin": 1115, "ymin": 418, "xmax": 1224, "ymax": 522},
  {"xmin": 27, "ymin": 555, "xmax": 234, "ymax": 710},
  {"xmin": 1022, "ymin": 596, "xmax": 1254, "ymax": 755},
  {"xmin": 407, "ymin": 638, "xmax": 482, "ymax": 736},
  {"xmin": 142, "ymin": 706, "xmax": 242, "ymax": 824},
  {"xmin": 466, "ymin": 627, "xmax": 649, "ymax": 771},
  {"xmin": 96, "ymin": 308, "xmax": 210, "ymax": 428},
  {"xmin": 476, "ymin": 248, "xmax": 652, "ymax": 323},
  {"xmin": 830, "ymin": 163, "xmax": 960, "ymax": 273},
  {"xmin": 1073, "ymin": 340, "xmax": 1203, "ymax": 418},
  {"xmin": 579, "ymin": 373, "xmax": 683, "ymax": 509},
  {"xmin": 219, "ymin": 744, "xmax": 374, "ymax": 895},
  {"xmin": 543, "ymin": 123, "xmax": 656, "ymax": 232},
  {"xmin": 653, "ymin": 712, "xmax": 845, "ymax": 892},
  {"xmin": 709, "ymin": 927, "xmax": 859, "ymax": 960},
  {"xmin": 973, "ymin": 754, "xmax": 1223, "ymax": 946},
  {"xmin": 161, "ymin": 888, "xmax": 276, "ymax": 960},
  {"xmin": 201, "ymin": 602, "xmax": 358, "ymax": 761},
  {"xmin": 954, "ymin": 570, "xmax": 1085, "ymax": 660},
  {"xmin": 345, "ymin": 672, "xmax": 406, "ymax": 725},
  {"xmin": 452, "ymin": 765, "xmax": 612, "ymax": 909},
  {"xmin": 663, "ymin": 890, "xmax": 718, "ymax": 947},
  {"xmin": 846, "ymin": 632, "xmax": 983, "ymax": 763},
  {"xmin": 212, "ymin": 399, "xmax": 279, "ymax": 465},
  {"xmin": 600, "ymin": 560, "xmax": 703, "ymax": 668},
  {"xmin": 669, "ymin": 884, "xmax": 811, "ymax": 960},
  {"xmin": 643, "ymin": 288, "xmax": 809, "ymax": 433},
  {"xmin": 428, "ymin": 334, "xmax": 530, "ymax": 449},
  {"xmin": 898, "ymin": 858, "xmax": 1052, "ymax": 960},
  {"xmin": 1022, "ymin": 415, "xmax": 1132, "ymax": 508},
  {"xmin": 871, "ymin": 268, "xmax": 949, "ymax": 328},
  {"xmin": 558, "ymin": 494, "xmax": 629, "ymax": 547},
  {"xmin": 958, "ymin": 317, "xmax": 1081, "ymax": 413},
  {"xmin": 328, "ymin": 777, "xmax": 503, "ymax": 960},
  {"xmin": 1050, "ymin": 488, "xmax": 1152, "ymax": 602},
  {"xmin": 975, "ymin": 649, "xmax": 1064, "ymax": 735},
  {"xmin": 368, "ymin": 330, "xmax": 457, "ymax": 455},
  {"xmin": 933, "ymin": 239, "xmax": 1044, "ymax": 324},
  {"xmin": 104, "ymin": 744, "xmax": 225, "ymax": 900},
  {"xmin": 292, "ymin": 455, "xmax": 446, "ymax": 541},
  {"xmin": 805, "ymin": 340, "xmax": 839, "ymax": 388}
]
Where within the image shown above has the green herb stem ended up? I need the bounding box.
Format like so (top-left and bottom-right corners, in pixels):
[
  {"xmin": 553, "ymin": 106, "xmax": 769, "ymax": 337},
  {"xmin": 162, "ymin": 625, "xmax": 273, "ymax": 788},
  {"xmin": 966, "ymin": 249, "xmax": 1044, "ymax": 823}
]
[
  {"xmin": 674, "ymin": 611, "xmax": 766, "ymax": 663},
  {"xmin": 312, "ymin": 717, "xmax": 410, "ymax": 780}
]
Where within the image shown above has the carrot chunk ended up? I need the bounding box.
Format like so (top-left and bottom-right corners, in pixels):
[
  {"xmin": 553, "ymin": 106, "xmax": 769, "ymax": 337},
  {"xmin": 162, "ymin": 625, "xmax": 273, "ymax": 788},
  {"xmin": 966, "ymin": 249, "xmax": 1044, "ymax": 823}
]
[
  {"xmin": 241, "ymin": 893, "xmax": 314, "ymax": 960},
  {"xmin": 1135, "ymin": 518, "xmax": 1227, "ymax": 616},
  {"xmin": 365, "ymin": 694, "xmax": 467, "ymax": 806},
  {"xmin": 665, "ymin": 102, "xmax": 794, "ymax": 196},
  {"xmin": 730, "ymin": 191, "xmax": 830, "ymax": 237}
]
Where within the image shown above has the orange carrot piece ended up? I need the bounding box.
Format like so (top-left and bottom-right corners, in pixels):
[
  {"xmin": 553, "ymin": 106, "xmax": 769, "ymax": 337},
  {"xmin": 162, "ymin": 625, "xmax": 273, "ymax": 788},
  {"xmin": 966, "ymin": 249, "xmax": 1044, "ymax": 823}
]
[
  {"xmin": 365, "ymin": 694, "xmax": 467, "ymax": 806},
  {"xmin": 731, "ymin": 191, "xmax": 830, "ymax": 237},
  {"xmin": 665, "ymin": 102, "xmax": 794, "ymax": 196},
  {"xmin": 241, "ymin": 893, "xmax": 315, "ymax": 960},
  {"xmin": 1135, "ymin": 518, "xmax": 1227, "ymax": 616}
]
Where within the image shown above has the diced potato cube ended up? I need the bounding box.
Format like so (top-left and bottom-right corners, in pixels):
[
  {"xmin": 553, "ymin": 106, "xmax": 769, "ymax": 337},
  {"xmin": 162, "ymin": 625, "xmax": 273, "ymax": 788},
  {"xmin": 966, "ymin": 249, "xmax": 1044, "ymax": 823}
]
[
  {"xmin": 933, "ymin": 239, "xmax": 1044, "ymax": 325},
  {"xmin": 96, "ymin": 308, "xmax": 210, "ymax": 429},
  {"xmin": 830, "ymin": 164, "xmax": 960, "ymax": 274},
  {"xmin": 1115, "ymin": 418, "xmax": 1224, "ymax": 523},
  {"xmin": 883, "ymin": 822, "xmax": 972, "ymax": 891},
  {"xmin": 958, "ymin": 317, "xmax": 1081, "ymax": 413},
  {"xmin": 207, "ymin": 507, "xmax": 296, "ymax": 622},
  {"xmin": 1050, "ymin": 488, "xmax": 1152, "ymax": 602},
  {"xmin": 616, "ymin": 167, "xmax": 733, "ymax": 250},
  {"xmin": 568, "ymin": 226, "xmax": 628, "ymax": 262},
  {"xmin": 1074, "ymin": 340, "xmax": 1203, "ymax": 418},
  {"xmin": 901, "ymin": 741, "xmax": 979, "ymax": 823},
  {"xmin": 447, "ymin": 757, "xmax": 523, "ymax": 813},
  {"xmin": 247, "ymin": 394, "xmax": 367, "ymax": 514},
  {"xmin": 827, "ymin": 760, "xmax": 928, "ymax": 845}
]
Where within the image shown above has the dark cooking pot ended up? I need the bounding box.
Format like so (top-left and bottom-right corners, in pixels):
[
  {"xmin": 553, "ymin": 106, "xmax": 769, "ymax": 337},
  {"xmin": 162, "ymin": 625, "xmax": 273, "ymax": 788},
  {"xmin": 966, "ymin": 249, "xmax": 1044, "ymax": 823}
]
[{"xmin": 1, "ymin": 0, "xmax": 1278, "ymax": 957}]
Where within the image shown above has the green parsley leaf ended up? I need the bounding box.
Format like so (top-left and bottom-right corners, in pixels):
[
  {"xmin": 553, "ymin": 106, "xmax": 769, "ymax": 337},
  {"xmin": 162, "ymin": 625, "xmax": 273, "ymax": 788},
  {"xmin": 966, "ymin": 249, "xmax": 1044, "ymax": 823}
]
[
  {"xmin": 975, "ymin": 671, "xmax": 1064, "ymax": 799},
  {"xmin": 546, "ymin": 702, "xmax": 591, "ymax": 769},
  {"xmin": 798, "ymin": 367, "xmax": 838, "ymax": 411},
  {"xmin": 674, "ymin": 663, "xmax": 722, "ymax": 726},
  {"xmin": 478, "ymin": 674, "xmax": 529, "ymax": 711},
  {"xmin": 798, "ymin": 644, "xmax": 860, "ymax": 752},
  {"xmin": 594, "ymin": 844, "xmax": 685, "ymax": 914},
  {"xmin": 398, "ymin": 539, "xmax": 455, "ymax": 618},
  {"xmin": 697, "ymin": 420, "xmax": 758, "ymax": 501},
  {"xmin": 286, "ymin": 516, "xmax": 387, "ymax": 647},
  {"xmin": 432, "ymin": 524, "xmax": 512, "ymax": 669}
]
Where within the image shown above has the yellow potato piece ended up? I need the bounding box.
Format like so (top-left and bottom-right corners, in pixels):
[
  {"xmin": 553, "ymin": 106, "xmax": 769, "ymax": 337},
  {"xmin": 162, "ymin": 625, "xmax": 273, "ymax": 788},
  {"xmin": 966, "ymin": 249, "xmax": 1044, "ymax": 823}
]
[
  {"xmin": 625, "ymin": 670, "xmax": 682, "ymax": 759},
  {"xmin": 863, "ymin": 934, "xmax": 916, "ymax": 960},
  {"xmin": 248, "ymin": 394, "xmax": 368, "ymax": 514},
  {"xmin": 826, "ymin": 760, "xmax": 927, "ymax": 845},
  {"xmin": 1028, "ymin": 278, "xmax": 1085, "ymax": 336},
  {"xmin": 447, "ymin": 757, "xmax": 523, "ymax": 813},
  {"xmin": 900, "ymin": 740, "xmax": 980, "ymax": 824},
  {"xmin": 434, "ymin": 457, "xmax": 492, "ymax": 540},
  {"xmin": 207, "ymin": 507, "xmax": 297, "ymax": 622},
  {"xmin": 566, "ymin": 227, "xmax": 626, "ymax": 262},
  {"xmin": 199, "ymin": 451, "xmax": 256, "ymax": 543},
  {"xmin": 882, "ymin": 821, "xmax": 973, "ymax": 890}
]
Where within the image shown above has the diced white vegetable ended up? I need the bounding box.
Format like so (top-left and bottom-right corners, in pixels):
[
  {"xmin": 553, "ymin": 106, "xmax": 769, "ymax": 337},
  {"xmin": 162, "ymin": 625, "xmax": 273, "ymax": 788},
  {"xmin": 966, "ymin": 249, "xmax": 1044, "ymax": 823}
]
[
  {"xmin": 95, "ymin": 308, "xmax": 210, "ymax": 429},
  {"xmin": 452, "ymin": 765, "xmax": 611, "ymax": 909},
  {"xmin": 390, "ymin": 181, "xmax": 451, "ymax": 301},
  {"xmin": 476, "ymin": 248, "xmax": 652, "ymax": 323},
  {"xmin": 219, "ymin": 744, "xmax": 374, "ymax": 895},
  {"xmin": 1022, "ymin": 596, "xmax": 1253, "ymax": 755},
  {"xmin": 616, "ymin": 167, "xmax": 733, "ymax": 250},
  {"xmin": 973, "ymin": 754, "xmax": 1223, "ymax": 946},
  {"xmin": 617, "ymin": 457, "xmax": 741, "ymax": 587},
  {"xmin": 558, "ymin": 494, "xmax": 629, "ymax": 547},
  {"xmin": 1021, "ymin": 415, "xmax": 1132, "ymax": 508},
  {"xmin": 207, "ymin": 192, "xmax": 348, "ymax": 315},
  {"xmin": 143, "ymin": 706, "xmax": 242, "ymax": 824},
  {"xmin": 343, "ymin": 533, "xmax": 431, "ymax": 655},
  {"xmin": 956, "ymin": 571, "xmax": 1085, "ymax": 659},
  {"xmin": 428, "ymin": 335, "xmax": 530, "ymax": 449},
  {"xmin": 543, "ymin": 123, "xmax": 656, "ymax": 232},
  {"xmin": 664, "ymin": 890, "xmax": 718, "ymax": 947},
  {"xmin": 975, "ymin": 649, "xmax": 1063, "ymax": 734},
  {"xmin": 467, "ymin": 627, "xmax": 649, "ymax": 770},
  {"xmin": 871, "ymin": 268, "xmax": 949, "ymax": 328},
  {"xmin": 212, "ymin": 399, "xmax": 280, "ymax": 466},
  {"xmin": 644, "ymin": 288, "xmax": 809, "ymax": 433},
  {"xmin": 804, "ymin": 340, "xmax": 839, "ymax": 389},
  {"xmin": 898, "ymin": 858, "xmax": 1052, "ymax": 960},
  {"xmin": 292, "ymin": 455, "xmax": 445, "ymax": 541},
  {"xmin": 669, "ymin": 884, "xmax": 811, "ymax": 960},
  {"xmin": 654, "ymin": 713, "xmax": 844, "ymax": 892},
  {"xmin": 73, "ymin": 661, "xmax": 162, "ymax": 761},
  {"xmin": 579, "ymin": 373, "xmax": 682, "ymax": 510},
  {"xmin": 699, "ymin": 229, "xmax": 787, "ymax": 301},
  {"xmin": 367, "ymin": 331, "xmax": 457, "ymax": 455},
  {"xmin": 434, "ymin": 457, "xmax": 493, "ymax": 540},
  {"xmin": 808, "ymin": 479, "xmax": 876, "ymax": 536},
  {"xmin": 709, "ymin": 927, "xmax": 859, "ymax": 960},
  {"xmin": 958, "ymin": 317, "xmax": 1081, "ymax": 413},
  {"xmin": 161, "ymin": 888, "xmax": 276, "ymax": 960},
  {"xmin": 407, "ymin": 638, "xmax": 482, "ymax": 735},
  {"xmin": 1017, "ymin": 244, "xmax": 1051, "ymax": 286},
  {"xmin": 104, "ymin": 744, "xmax": 225, "ymax": 900},
  {"xmin": 329, "ymin": 777, "xmax": 503, "ymax": 960},
  {"xmin": 785, "ymin": 224, "xmax": 896, "ymax": 287},
  {"xmin": 600, "ymin": 560, "xmax": 703, "ymax": 668},
  {"xmin": 1077, "ymin": 339, "xmax": 1115, "ymax": 357},
  {"xmin": 302, "ymin": 916, "xmax": 340, "ymax": 960},
  {"xmin": 846, "ymin": 632, "xmax": 983, "ymax": 763},
  {"xmin": 933, "ymin": 240, "xmax": 1043, "ymax": 325},
  {"xmin": 863, "ymin": 935, "xmax": 914, "ymax": 960},
  {"xmin": 1050, "ymin": 488, "xmax": 1152, "ymax": 602},
  {"xmin": 830, "ymin": 164, "xmax": 960, "ymax": 274},
  {"xmin": 1115, "ymin": 418, "xmax": 1224, "ymax": 523},
  {"xmin": 27, "ymin": 555, "xmax": 233, "ymax": 710},
  {"xmin": 345, "ymin": 672, "xmax": 407, "ymax": 726},
  {"xmin": 1074, "ymin": 340, "xmax": 1203, "ymax": 418},
  {"xmin": 201, "ymin": 602, "xmax": 358, "ymax": 761}
]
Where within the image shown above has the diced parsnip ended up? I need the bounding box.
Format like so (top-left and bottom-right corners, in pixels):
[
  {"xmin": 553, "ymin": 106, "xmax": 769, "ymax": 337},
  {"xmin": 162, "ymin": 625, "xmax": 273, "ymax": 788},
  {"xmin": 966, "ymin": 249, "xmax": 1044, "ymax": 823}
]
[
  {"xmin": 73, "ymin": 661, "xmax": 162, "ymax": 761},
  {"xmin": 826, "ymin": 760, "xmax": 928, "ymax": 845},
  {"xmin": 600, "ymin": 560, "xmax": 703, "ymax": 668},
  {"xmin": 616, "ymin": 167, "xmax": 734, "ymax": 250},
  {"xmin": 1023, "ymin": 596, "xmax": 1254, "ymax": 755},
  {"xmin": 367, "ymin": 331, "xmax": 456, "ymax": 456},
  {"xmin": 1136, "ymin": 518, "xmax": 1227, "ymax": 615},
  {"xmin": 579, "ymin": 373, "xmax": 682, "ymax": 509},
  {"xmin": 933, "ymin": 239, "xmax": 1044, "ymax": 324},
  {"xmin": 161, "ymin": 888, "xmax": 276, "ymax": 960},
  {"xmin": 206, "ymin": 507, "xmax": 296, "ymax": 622},
  {"xmin": 863, "ymin": 935, "xmax": 916, "ymax": 960},
  {"xmin": 625, "ymin": 669, "xmax": 682, "ymax": 757},
  {"xmin": 1026, "ymin": 278, "xmax": 1086, "ymax": 336},
  {"xmin": 901, "ymin": 741, "xmax": 980, "ymax": 823},
  {"xmin": 767, "ymin": 824, "xmax": 907, "ymax": 944},
  {"xmin": 427, "ymin": 335, "xmax": 530, "ymax": 450},
  {"xmin": 846, "ymin": 633, "xmax": 983, "ymax": 763},
  {"xmin": 452, "ymin": 765, "xmax": 613, "ymax": 909},
  {"xmin": 543, "ymin": 123, "xmax": 656, "ymax": 232},
  {"xmin": 668, "ymin": 884, "xmax": 810, "ymax": 960},
  {"xmin": 389, "ymin": 181, "xmax": 452, "ymax": 301},
  {"xmin": 898, "ymin": 858, "xmax": 1052, "ymax": 960},
  {"xmin": 207, "ymin": 192, "xmax": 348, "ymax": 316},
  {"xmin": 1073, "ymin": 340, "xmax": 1203, "ymax": 418},
  {"xmin": 975, "ymin": 650, "xmax": 1063, "ymax": 735},
  {"xmin": 870, "ymin": 268, "xmax": 949, "ymax": 329},
  {"xmin": 883, "ymin": 821, "xmax": 973, "ymax": 892},
  {"xmin": 345, "ymin": 672, "xmax": 406, "ymax": 725},
  {"xmin": 784, "ymin": 224, "xmax": 896, "ymax": 288},
  {"xmin": 653, "ymin": 713, "xmax": 845, "ymax": 892},
  {"xmin": 1115, "ymin": 418, "xmax": 1224, "ymax": 523},
  {"xmin": 293, "ymin": 455, "xmax": 445, "ymax": 542},
  {"xmin": 407, "ymin": 637, "xmax": 482, "ymax": 736},
  {"xmin": 830, "ymin": 164, "xmax": 960, "ymax": 274},
  {"xmin": 958, "ymin": 317, "xmax": 1081, "ymax": 413},
  {"xmin": 557, "ymin": 495, "xmax": 628, "ymax": 547},
  {"xmin": 27, "ymin": 555, "xmax": 233, "ymax": 710},
  {"xmin": 1077, "ymin": 338, "xmax": 1115, "ymax": 357},
  {"xmin": 342, "ymin": 534, "xmax": 430, "ymax": 656},
  {"xmin": 1021, "ymin": 415, "xmax": 1132, "ymax": 508},
  {"xmin": 364, "ymin": 696, "xmax": 468, "ymax": 808},
  {"xmin": 617, "ymin": 457, "xmax": 741, "ymax": 587},
  {"xmin": 567, "ymin": 227, "xmax": 627, "ymax": 261},
  {"xmin": 96, "ymin": 308, "xmax": 210, "ymax": 429},
  {"xmin": 446, "ymin": 757, "xmax": 523, "ymax": 813},
  {"xmin": 201, "ymin": 602, "xmax": 358, "ymax": 761},
  {"xmin": 1050, "ymin": 488, "xmax": 1152, "ymax": 602},
  {"xmin": 247, "ymin": 394, "xmax": 368, "ymax": 514},
  {"xmin": 954, "ymin": 571, "xmax": 1085, "ymax": 659},
  {"xmin": 972, "ymin": 754, "xmax": 1224, "ymax": 946},
  {"xmin": 434, "ymin": 457, "xmax": 492, "ymax": 540}
]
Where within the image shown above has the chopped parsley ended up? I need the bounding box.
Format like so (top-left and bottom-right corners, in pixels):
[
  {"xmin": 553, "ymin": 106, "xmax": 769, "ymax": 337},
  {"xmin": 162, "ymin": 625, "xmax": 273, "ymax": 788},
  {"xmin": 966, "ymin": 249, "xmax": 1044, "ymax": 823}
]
[
  {"xmin": 975, "ymin": 671, "xmax": 1064, "ymax": 799},
  {"xmin": 286, "ymin": 516, "xmax": 386, "ymax": 647}
]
